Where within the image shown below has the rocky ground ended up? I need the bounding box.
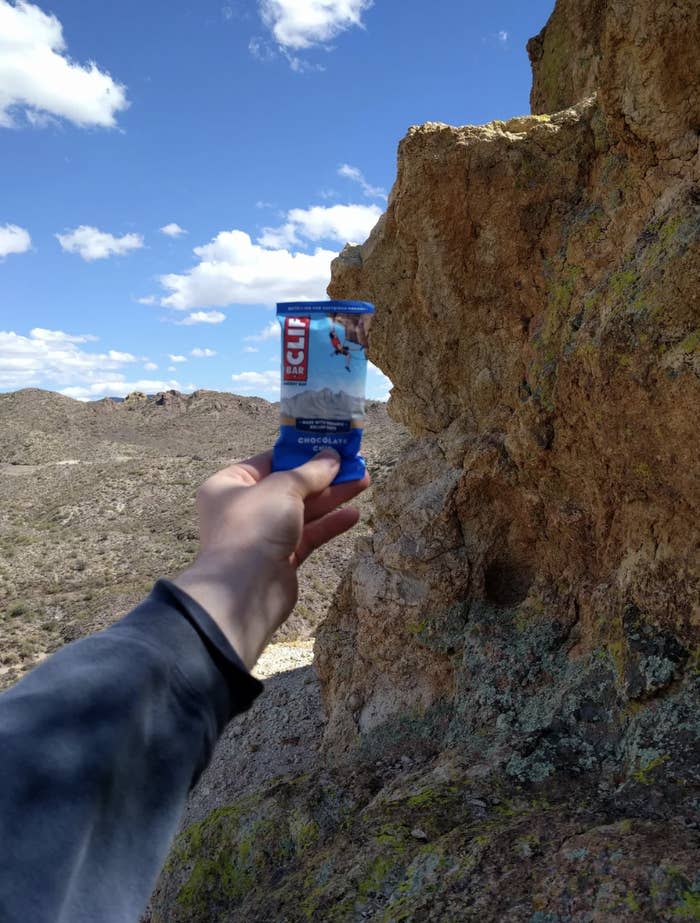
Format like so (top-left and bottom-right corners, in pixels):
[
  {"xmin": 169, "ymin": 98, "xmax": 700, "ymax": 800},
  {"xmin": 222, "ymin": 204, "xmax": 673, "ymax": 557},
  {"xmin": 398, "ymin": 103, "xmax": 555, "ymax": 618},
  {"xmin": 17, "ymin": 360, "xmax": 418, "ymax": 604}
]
[
  {"xmin": 183, "ymin": 640, "xmax": 323, "ymax": 829},
  {"xmin": 0, "ymin": 388, "xmax": 409, "ymax": 690}
]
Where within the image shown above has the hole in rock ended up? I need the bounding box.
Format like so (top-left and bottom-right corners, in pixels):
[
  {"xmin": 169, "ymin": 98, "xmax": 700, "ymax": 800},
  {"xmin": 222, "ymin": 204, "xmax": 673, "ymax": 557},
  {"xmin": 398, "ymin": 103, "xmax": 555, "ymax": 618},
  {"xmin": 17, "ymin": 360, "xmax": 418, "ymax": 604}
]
[{"xmin": 484, "ymin": 558, "xmax": 533, "ymax": 608}]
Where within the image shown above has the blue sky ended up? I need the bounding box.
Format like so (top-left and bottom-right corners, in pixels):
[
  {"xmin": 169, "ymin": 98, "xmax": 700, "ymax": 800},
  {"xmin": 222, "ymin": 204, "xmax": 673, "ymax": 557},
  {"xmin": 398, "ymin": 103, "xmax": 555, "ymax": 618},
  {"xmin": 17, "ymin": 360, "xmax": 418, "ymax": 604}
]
[{"xmin": 0, "ymin": 0, "xmax": 554, "ymax": 401}]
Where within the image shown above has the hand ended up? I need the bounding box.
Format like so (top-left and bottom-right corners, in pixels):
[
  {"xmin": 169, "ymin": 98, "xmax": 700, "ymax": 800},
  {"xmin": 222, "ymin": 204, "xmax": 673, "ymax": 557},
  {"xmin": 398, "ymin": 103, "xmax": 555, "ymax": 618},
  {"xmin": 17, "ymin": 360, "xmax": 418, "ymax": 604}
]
[{"xmin": 173, "ymin": 450, "xmax": 369, "ymax": 669}]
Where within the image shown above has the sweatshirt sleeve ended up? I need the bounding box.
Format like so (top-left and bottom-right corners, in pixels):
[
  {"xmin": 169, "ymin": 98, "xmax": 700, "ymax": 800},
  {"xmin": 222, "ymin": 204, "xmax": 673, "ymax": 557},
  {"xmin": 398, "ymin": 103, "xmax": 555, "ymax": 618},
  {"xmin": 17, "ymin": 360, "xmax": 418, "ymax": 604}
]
[{"xmin": 0, "ymin": 579, "xmax": 263, "ymax": 923}]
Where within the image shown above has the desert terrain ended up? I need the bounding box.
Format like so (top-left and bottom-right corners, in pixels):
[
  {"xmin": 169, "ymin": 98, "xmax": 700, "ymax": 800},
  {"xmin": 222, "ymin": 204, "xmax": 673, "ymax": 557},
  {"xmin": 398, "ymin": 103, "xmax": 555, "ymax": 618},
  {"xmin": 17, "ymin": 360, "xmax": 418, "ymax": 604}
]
[{"xmin": 0, "ymin": 387, "xmax": 409, "ymax": 690}]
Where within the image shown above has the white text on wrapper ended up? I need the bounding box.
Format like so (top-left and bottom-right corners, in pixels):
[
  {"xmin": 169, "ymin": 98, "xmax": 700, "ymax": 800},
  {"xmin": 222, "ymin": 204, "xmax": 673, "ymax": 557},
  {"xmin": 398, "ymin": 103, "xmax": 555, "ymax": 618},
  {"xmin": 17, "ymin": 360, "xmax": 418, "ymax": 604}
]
[{"xmin": 283, "ymin": 316, "xmax": 310, "ymax": 383}]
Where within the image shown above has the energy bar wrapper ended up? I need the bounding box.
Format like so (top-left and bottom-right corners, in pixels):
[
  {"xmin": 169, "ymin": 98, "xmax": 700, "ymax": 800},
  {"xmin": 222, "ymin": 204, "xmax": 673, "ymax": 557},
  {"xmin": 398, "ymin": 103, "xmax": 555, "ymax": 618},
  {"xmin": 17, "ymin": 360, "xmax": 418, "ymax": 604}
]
[{"xmin": 272, "ymin": 300, "xmax": 375, "ymax": 484}]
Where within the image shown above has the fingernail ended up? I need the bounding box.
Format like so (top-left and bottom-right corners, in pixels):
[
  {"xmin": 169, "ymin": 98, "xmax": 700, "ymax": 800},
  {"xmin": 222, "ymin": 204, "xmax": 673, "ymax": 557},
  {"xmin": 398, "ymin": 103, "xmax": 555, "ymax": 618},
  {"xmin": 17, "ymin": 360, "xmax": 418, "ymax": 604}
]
[{"xmin": 317, "ymin": 449, "xmax": 340, "ymax": 464}]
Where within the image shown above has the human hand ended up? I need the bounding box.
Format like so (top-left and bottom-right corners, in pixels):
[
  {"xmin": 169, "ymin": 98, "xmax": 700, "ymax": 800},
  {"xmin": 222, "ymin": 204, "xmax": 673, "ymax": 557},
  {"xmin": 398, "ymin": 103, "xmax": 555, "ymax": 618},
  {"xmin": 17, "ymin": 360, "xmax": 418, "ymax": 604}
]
[{"xmin": 173, "ymin": 450, "xmax": 369, "ymax": 669}]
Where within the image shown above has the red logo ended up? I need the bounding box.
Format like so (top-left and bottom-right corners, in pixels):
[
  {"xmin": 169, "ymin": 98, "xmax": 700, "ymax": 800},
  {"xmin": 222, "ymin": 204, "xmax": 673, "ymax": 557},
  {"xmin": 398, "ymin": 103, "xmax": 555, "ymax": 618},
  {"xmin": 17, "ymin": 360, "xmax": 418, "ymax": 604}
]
[{"xmin": 283, "ymin": 316, "xmax": 309, "ymax": 383}]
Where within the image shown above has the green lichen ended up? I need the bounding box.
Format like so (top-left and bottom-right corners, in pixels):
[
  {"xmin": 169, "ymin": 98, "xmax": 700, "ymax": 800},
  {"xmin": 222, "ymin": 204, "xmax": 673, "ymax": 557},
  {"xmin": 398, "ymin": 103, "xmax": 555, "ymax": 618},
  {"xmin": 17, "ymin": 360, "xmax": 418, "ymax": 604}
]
[
  {"xmin": 632, "ymin": 753, "xmax": 670, "ymax": 785},
  {"xmin": 673, "ymin": 890, "xmax": 700, "ymax": 920},
  {"xmin": 406, "ymin": 618, "xmax": 429, "ymax": 636},
  {"xmin": 607, "ymin": 639, "xmax": 627, "ymax": 681},
  {"xmin": 373, "ymin": 824, "xmax": 410, "ymax": 848},
  {"xmin": 641, "ymin": 213, "xmax": 698, "ymax": 272},
  {"xmin": 658, "ymin": 216, "xmax": 684, "ymax": 247},
  {"xmin": 632, "ymin": 461, "xmax": 653, "ymax": 480},
  {"xmin": 609, "ymin": 269, "xmax": 638, "ymax": 299},
  {"xmin": 357, "ymin": 853, "xmax": 398, "ymax": 900},
  {"xmin": 679, "ymin": 329, "xmax": 700, "ymax": 353},
  {"xmin": 410, "ymin": 600, "xmax": 468, "ymax": 653},
  {"xmin": 407, "ymin": 788, "xmax": 442, "ymax": 808},
  {"xmin": 576, "ymin": 338, "xmax": 598, "ymax": 358},
  {"xmin": 569, "ymin": 205, "xmax": 608, "ymax": 250},
  {"xmin": 529, "ymin": 263, "xmax": 585, "ymax": 410},
  {"xmin": 300, "ymin": 860, "xmax": 338, "ymax": 920},
  {"xmin": 175, "ymin": 809, "xmax": 278, "ymax": 913},
  {"xmin": 295, "ymin": 819, "xmax": 320, "ymax": 853},
  {"xmin": 161, "ymin": 781, "xmax": 354, "ymax": 921}
]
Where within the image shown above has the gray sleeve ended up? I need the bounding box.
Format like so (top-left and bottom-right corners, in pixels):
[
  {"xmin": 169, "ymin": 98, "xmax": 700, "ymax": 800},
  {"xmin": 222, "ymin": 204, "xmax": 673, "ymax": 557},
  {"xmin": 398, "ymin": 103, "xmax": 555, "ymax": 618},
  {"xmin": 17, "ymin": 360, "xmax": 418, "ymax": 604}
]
[{"xmin": 0, "ymin": 579, "xmax": 263, "ymax": 923}]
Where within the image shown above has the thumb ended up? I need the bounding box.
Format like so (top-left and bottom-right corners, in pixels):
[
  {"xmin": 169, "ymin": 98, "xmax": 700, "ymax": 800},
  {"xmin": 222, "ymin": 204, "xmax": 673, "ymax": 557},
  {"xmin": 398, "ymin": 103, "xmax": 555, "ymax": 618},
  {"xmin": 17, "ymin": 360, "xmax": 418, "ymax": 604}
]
[{"xmin": 278, "ymin": 449, "xmax": 341, "ymax": 499}]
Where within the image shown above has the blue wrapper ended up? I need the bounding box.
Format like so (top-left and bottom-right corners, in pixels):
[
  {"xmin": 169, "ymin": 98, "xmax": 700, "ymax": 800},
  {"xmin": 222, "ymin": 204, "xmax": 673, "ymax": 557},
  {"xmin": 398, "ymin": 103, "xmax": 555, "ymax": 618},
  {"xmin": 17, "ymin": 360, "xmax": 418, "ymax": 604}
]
[{"xmin": 272, "ymin": 300, "xmax": 375, "ymax": 484}]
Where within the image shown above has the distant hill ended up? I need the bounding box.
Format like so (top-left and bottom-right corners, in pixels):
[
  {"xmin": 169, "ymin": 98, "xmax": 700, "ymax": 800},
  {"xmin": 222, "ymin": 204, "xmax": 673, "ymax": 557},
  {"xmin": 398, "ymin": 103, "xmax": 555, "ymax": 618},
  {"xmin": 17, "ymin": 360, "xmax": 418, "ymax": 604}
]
[{"xmin": 0, "ymin": 388, "xmax": 409, "ymax": 690}]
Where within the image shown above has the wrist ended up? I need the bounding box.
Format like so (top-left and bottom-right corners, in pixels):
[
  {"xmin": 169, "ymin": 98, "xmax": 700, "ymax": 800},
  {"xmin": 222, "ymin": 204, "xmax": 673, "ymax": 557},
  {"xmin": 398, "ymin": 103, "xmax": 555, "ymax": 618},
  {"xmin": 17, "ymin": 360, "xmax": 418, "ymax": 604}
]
[{"xmin": 173, "ymin": 553, "xmax": 263, "ymax": 670}]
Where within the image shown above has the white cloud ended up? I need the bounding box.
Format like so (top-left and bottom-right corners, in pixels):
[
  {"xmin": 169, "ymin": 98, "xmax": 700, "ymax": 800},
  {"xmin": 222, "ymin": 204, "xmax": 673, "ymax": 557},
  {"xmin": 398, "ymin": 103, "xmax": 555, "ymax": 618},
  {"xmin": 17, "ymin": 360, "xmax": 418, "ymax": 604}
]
[
  {"xmin": 144, "ymin": 361, "xmax": 158, "ymax": 371},
  {"xmin": 107, "ymin": 349, "xmax": 136, "ymax": 362},
  {"xmin": 0, "ymin": 0, "xmax": 128, "ymax": 129},
  {"xmin": 137, "ymin": 295, "xmax": 157, "ymax": 305},
  {"xmin": 56, "ymin": 225, "xmax": 144, "ymax": 261},
  {"xmin": 244, "ymin": 320, "xmax": 279, "ymax": 342},
  {"xmin": 231, "ymin": 368, "xmax": 280, "ymax": 394},
  {"xmin": 30, "ymin": 327, "xmax": 96, "ymax": 343},
  {"xmin": 160, "ymin": 229, "xmax": 336, "ymax": 311},
  {"xmin": 0, "ymin": 327, "xmax": 137, "ymax": 390},
  {"xmin": 61, "ymin": 378, "xmax": 183, "ymax": 401},
  {"xmin": 191, "ymin": 347, "xmax": 216, "ymax": 357},
  {"xmin": 0, "ymin": 223, "xmax": 31, "ymax": 258},
  {"xmin": 248, "ymin": 36, "xmax": 276, "ymax": 63},
  {"xmin": 176, "ymin": 310, "xmax": 227, "ymax": 325},
  {"xmin": 337, "ymin": 164, "xmax": 386, "ymax": 200},
  {"xmin": 158, "ymin": 200, "xmax": 380, "ymax": 314},
  {"xmin": 259, "ymin": 0, "xmax": 372, "ymax": 51},
  {"xmin": 244, "ymin": 345, "xmax": 259, "ymax": 353},
  {"xmin": 259, "ymin": 202, "xmax": 381, "ymax": 249},
  {"xmin": 168, "ymin": 354, "xmax": 187, "ymax": 363},
  {"xmin": 160, "ymin": 222, "xmax": 186, "ymax": 238},
  {"xmin": 498, "ymin": 30, "xmax": 508, "ymax": 44},
  {"xmin": 167, "ymin": 365, "xmax": 176, "ymax": 372}
]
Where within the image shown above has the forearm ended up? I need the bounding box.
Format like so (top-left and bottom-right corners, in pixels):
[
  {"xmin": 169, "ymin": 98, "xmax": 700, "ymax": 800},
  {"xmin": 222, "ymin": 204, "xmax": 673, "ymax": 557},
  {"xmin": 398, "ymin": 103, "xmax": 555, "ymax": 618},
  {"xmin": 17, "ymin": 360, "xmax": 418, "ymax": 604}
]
[
  {"xmin": 0, "ymin": 580, "xmax": 262, "ymax": 923},
  {"xmin": 173, "ymin": 550, "xmax": 292, "ymax": 670}
]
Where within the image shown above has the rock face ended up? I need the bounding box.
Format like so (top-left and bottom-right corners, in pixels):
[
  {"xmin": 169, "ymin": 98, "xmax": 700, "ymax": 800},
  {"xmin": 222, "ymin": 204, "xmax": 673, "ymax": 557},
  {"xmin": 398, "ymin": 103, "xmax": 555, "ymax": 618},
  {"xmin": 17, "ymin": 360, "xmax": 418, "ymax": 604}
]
[
  {"xmin": 527, "ymin": 0, "xmax": 606, "ymax": 115},
  {"xmin": 320, "ymin": 1, "xmax": 700, "ymax": 768},
  {"xmin": 529, "ymin": 0, "xmax": 700, "ymax": 152},
  {"xmin": 152, "ymin": 0, "xmax": 700, "ymax": 918}
]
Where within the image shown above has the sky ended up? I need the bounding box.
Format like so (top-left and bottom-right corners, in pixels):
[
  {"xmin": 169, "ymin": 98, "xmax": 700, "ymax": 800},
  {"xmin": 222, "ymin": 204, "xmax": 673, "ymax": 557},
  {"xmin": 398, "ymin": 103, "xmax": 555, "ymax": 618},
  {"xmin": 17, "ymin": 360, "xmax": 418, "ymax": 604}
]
[{"xmin": 0, "ymin": 0, "xmax": 554, "ymax": 402}]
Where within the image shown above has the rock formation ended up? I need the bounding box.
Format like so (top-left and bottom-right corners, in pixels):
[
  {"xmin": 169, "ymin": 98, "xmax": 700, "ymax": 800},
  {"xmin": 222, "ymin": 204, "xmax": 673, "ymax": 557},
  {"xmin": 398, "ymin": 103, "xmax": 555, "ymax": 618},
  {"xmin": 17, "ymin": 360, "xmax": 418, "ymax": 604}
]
[
  {"xmin": 319, "ymin": 39, "xmax": 700, "ymax": 769},
  {"xmin": 152, "ymin": 0, "xmax": 699, "ymax": 918}
]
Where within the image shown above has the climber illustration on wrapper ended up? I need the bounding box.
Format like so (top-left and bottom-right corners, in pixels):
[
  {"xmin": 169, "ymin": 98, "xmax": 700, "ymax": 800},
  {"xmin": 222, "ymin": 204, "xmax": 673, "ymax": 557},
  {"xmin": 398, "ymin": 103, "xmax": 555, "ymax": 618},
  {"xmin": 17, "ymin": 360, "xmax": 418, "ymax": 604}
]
[
  {"xmin": 329, "ymin": 312, "xmax": 371, "ymax": 371},
  {"xmin": 329, "ymin": 326, "xmax": 351, "ymax": 371}
]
